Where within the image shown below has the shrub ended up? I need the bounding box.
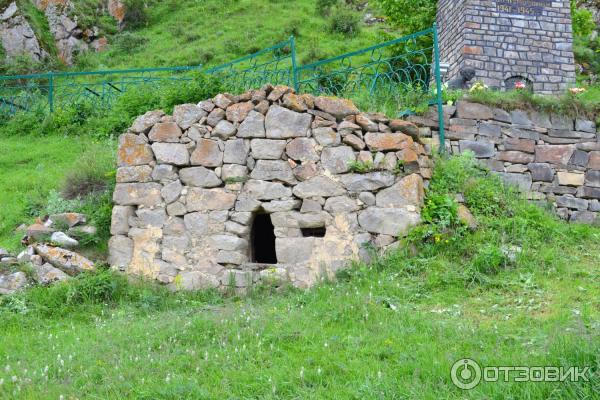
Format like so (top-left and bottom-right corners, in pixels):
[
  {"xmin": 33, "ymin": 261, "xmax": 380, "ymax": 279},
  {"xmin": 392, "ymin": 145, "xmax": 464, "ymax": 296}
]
[
  {"xmin": 329, "ymin": 8, "xmax": 362, "ymax": 36},
  {"xmin": 316, "ymin": 0, "xmax": 339, "ymax": 16},
  {"xmin": 123, "ymin": 0, "xmax": 149, "ymax": 30},
  {"xmin": 113, "ymin": 32, "xmax": 149, "ymax": 53},
  {"xmin": 60, "ymin": 147, "xmax": 114, "ymax": 200}
]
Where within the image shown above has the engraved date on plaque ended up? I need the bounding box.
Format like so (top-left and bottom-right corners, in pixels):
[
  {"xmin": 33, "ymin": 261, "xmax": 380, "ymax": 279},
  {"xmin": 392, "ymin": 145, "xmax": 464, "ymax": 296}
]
[{"xmin": 497, "ymin": 0, "xmax": 552, "ymax": 16}]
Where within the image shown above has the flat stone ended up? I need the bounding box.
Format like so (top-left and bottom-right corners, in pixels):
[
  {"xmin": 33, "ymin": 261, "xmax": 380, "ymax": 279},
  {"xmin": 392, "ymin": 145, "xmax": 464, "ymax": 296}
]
[
  {"xmin": 292, "ymin": 175, "xmax": 345, "ymax": 198},
  {"xmin": 575, "ymin": 119, "xmax": 596, "ymax": 133},
  {"xmin": 108, "ymin": 235, "xmax": 133, "ymax": 269},
  {"xmin": 191, "ymin": 139, "xmax": 223, "ymax": 167},
  {"xmin": 527, "ymin": 163, "xmax": 554, "ymax": 182},
  {"xmin": 265, "ymin": 105, "xmax": 312, "ymax": 139},
  {"xmin": 375, "ymin": 174, "xmax": 424, "ymax": 208},
  {"xmin": 186, "ymin": 188, "xmax": 236, "ymax": 211},
  {"xmin": 459, "ymin": 140, "xmax": 495, "ymax": 158},
  {"xmin": 262, "ymin": 199, "xmax": 301, "ymax": 213},
  {"xmin": 49, "ymin": 213, "xmax": 86, "ymax": 228},
  {"xmin": 535, "ymin": 145, "xmax": 575, "ymax": 165},
  {"xmin": 313, "ymin": 127, "xmax": 341, "ymax": 147},
  {"xmin": 356, "ymin": 113, "xmax": 378, "ymax": 131},
  {"xmin": 570, "ymin": 211, "xmax": 598, "ymax": 224},
  {"xmin": 242, "ymin": 179, "xmax": 292, "ymax": 200},
  {"xmin": 282, "ymin": 93, "xmax": 308, "ymax": 112},
  {"xmin": 478, "ymin": 122, "xmax": 502, "ymax": 137},
  {"xmin": 550, "ymin": 114, "xmax": 573, "ymax": 130},
  {"xmin": 210, "ymin": 235, "xmax": 248, "ymax": 251},
  {"xmin": 358, "ymin": 207, "xmax": 420, "ymax": 236},
  {"xmin": 455, "ymin": 101, "xmax": 493, "ymax": 120},
  {"xmin": 314, "ymin": 96, "xmax": 359, "ymax": 120},
  {"xmin": 116, "ymin": 165, "xmax": 153, "ymax": 183},
  {"xmin": 34, "ymin": 263, "xmax": 70, "ymax": 285},
  {"xmin": 582, "ymin": 186, "xmax": 600, "ymax": 199},
  {"xmin": 251, "ymin": 139, "xmax": 286, "ymax": 159},
  {"xmin": 504, "ymin": 138, "xmax": 535, "ymax": 153},
  {"xmin": 151, "ymin": 143, "xmax": 189, "ymax": 166},
  {"xmin": 0, "ymin": 272, "xmax": 28, "ymax": 295},
  {"xmin": 358, "ymin": 191, "xmax": 376, "ymax": 206},
  {"xmin": 159, "ymin": 180, "xmax": 182, "ymax": 204},
  {"xmin": 179, "ymin": 167, "xmax": 221, "ymax": 187},
  {"xmin": 111, "ymin": 206, "xmax": 134, "ymax": 235},
  {"xmin": 293, "ymin": 162, "xmax": 320, "ymax": 181},
  {"xmin": 212, "ymin": 120, "xmax": 237, "ymax": 140},
  {"xmin": 223, "ymin": 139, "xmax": 249, "ymax": 165},
  {"xmin": 321, "ymin": 146, "xmax": 356, "ymax": 174},
  {"xmin": 250, "ymin": 160, "xmax": 297, "ymax": 184},
  {"xmin": 497, "ymin": 172, "xmax": 532, "ymax": 192},
  {"xmin": 152, "ymin": 164, "xmax": 178, "ymax": 181},
  {"xmin": 365, "ymin": 132, "xmax": 412, "ymax": 151},
  {"xmin": 226, "ymin": 101, "xmax": 254, "ymax": 123},
  {"xmin": 217, "ymin": 250, "xmax": 248, "ymax": 265},
  {"xmin": 570, "ymin": 150, "xmax": 590, "ymax": 167},
  {"xmin": 589, "ymin": 152, "xmax": 600, "ymax": 170},
  {"xmin": 118, "ymin": 134, "xmax": 154, "ymax": 167},
  {"xmin": 135, "ymin": 208, "xmax": 167, "ymax": 228},
  {"xmin": 585, "ymin": 171, "xmax": 600, "ymax": 188},
  {"xmin": 557, "ymin": 171, "xmax": 584, "ymax": 186},
  {"xmin": 113, "ymin": 183, "xmax": 162, "ymax": 206},
  {"xmin": 33, "ymin": 244, "xmax": 95, "ymax": 276},
  {"xmin": 276, "ymin": 237, "xmax": 315, "ymax": 263},
  {"xmin": 510, "ymin": 110, "xmax": 532, "ymax": 126},
  {"xmin": 324, "ymin": 196, "xmax": 359, "ymax": 213},
  {"xmin": 286, "ymin": 138, "xmax": 319, "ymax": 162},
  {"xmin": 389, "ymin": 120, "xmax": 419, "ymax": 139},
  {"xmin": 221, "ymin": 164, "xmax": 248, "ymax": 181},
  {"xmin": 173, "ymin": 271, "xmax": 220, "ymax": 290},
  {"xmin": 237, "ymin": 111, "xmax": 266, "ymax": 138},
  {"xmin": 131, "ymin": 110, "xmax": 165, "ymax": 133},
  {"xmin": 173, "ymin": 104, "xmax": 206, "ymax": 130},
  {"xmin": 498, "ymin": 151, "xmax": 535, "ymax": 164},
  {"xmin": 343, "ymin": 133, "xmax": 366, "ymax": 150},
  {"xmin": 556, "ymin": 195, "xmax": 588, "ymax": 210},
  {"xmin": 50, "ymin": 232, "xmax": 79, "ymax": 248},
  {"xmin": 148, "ymin": 122, "xmax": 182, "ymax": 142},
  {"xmin": 340, "ymin": 172, "xmax": 395, "ymax": 192}
]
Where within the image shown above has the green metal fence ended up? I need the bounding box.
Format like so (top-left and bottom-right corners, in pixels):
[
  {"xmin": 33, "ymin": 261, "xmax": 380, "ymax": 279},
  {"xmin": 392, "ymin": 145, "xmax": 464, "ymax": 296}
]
[{"xmin": 0, "ymin": 26, "xmax": 445, "ymax": 148}]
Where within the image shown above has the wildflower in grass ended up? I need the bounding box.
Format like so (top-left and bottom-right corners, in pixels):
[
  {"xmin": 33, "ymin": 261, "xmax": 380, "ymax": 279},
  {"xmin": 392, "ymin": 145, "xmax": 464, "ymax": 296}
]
[
  {"xmin": 569, "ymin": 87, "xmax": 586, "ymax": 95},
  {"xmin": 514, "ymin": 81, "xmax": 526, "ymax": 90}
]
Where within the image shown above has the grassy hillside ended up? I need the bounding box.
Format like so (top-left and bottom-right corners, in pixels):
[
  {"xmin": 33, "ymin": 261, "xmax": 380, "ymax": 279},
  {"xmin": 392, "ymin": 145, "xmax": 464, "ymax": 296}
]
[{"xmin": 1, "ymin": 155, "xmax": 599, "ymax": 398}]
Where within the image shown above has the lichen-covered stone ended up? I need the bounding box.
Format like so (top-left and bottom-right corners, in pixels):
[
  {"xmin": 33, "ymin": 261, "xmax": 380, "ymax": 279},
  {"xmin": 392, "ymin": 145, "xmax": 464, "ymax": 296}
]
[{"xmin": 265, "ymin": 105, "xmax": 312, "ymax": 139}]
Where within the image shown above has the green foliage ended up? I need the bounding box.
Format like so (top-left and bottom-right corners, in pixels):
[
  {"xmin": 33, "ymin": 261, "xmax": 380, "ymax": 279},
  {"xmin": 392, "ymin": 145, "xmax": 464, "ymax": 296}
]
[
  {"xmin": 420, "ymin": 192, "xmax": 458, "ymax": 229},
  {"xmin": 571, "ymin": 0, "xmax": 597, "ymax": 37},
  {"xmin": 123, "ymin": 0, "xmax": 150, "ymax": 30},
  {"xmin": 316, "ymin": 0, "xmax": 338, "ymax": 16},
  {"xmin": 329, "ymin": 7, "xmax": 362, "ymax": 36},
  {"xmin": 347, "ymin": 159, "xmax": 374, "ymax": 173},
  {"xmin": 376, "ymin": 0, "xmax": 437, "ymax": 35}
]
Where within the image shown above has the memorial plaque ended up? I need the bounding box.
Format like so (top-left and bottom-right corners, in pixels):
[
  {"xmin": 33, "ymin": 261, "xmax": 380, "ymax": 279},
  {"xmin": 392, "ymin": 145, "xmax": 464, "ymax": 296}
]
[{"xmin": 496, "ymin": 0, "xmax": 552, "ymax": 16}]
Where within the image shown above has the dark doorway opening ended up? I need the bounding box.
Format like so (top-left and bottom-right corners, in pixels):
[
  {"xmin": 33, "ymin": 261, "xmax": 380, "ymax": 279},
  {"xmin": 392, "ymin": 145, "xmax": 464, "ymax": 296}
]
[
  {"xmin": 251, "ymin": 213, "xmax": 277, "ymax": 263},
  {"xmin": 301, "ymin": 227, "xmax": 326, "ymax": 237}
]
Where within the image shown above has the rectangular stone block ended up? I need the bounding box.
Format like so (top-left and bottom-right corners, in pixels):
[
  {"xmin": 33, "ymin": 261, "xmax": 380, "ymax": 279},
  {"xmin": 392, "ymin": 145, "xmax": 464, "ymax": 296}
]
[
  {"xmin": 498, "ymin": 151, "xmax": 535, "ymax": 164},
  {"xmin": 535, "ymin": 145, "xmax": 575, "ymax": 165},
  {"xmin": 458, "ymin": 140, "xmax": 495, "ymax": 158},
  {"xmin": 557, "ymin": 171, "xmax": 584, "ymax": 186}
]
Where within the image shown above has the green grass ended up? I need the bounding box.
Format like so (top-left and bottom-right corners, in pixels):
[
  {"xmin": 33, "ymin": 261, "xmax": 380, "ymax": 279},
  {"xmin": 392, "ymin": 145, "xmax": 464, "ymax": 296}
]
[{"xmin": 1, "ymin": 154, "xmax": 599, "ymax": 398}]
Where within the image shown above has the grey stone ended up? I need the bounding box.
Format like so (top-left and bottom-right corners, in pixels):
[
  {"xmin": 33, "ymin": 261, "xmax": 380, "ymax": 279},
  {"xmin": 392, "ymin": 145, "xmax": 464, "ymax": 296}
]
[
  {"xmin": 511, "ymin": 110, "xmax": 532, "ymax": 126},
  {"xmin": 313, "ymin": 127, "xmax": 341, "ymax": 147},
  {"xmin": 116, "ymin": 165, "xmax": 153, "ymax": 183},
  {"xmin": 590, "ymin": 200, "xmax": 600, "ymax": 212},
  {"xmin": 497, "ymin": 172, "xmax": 532, "ymax": 192},
  {"xmin": 34, "ymin": 244, "xmax": 95, "ymax": 275},
  {"xmin": 237, "ymin": 111, "xmax": 266, "ymax": 138},
  {"xmin": 151, "ymin": 143, "xmax": 190, "ymax": 166},
  {"xmin": 108, "ymin": 235, "xmax": 133, "ymax": 269},
  {"xmin": 166, "ymin": 202, "xmax": 186, "ymax": 216},
  {"xmin": 570, "ymin": 211, "xmax": 598, "ymax": 224},
  {"xmin": 276, "ymin": 237, "xmax": 315, "ymax": 263},
  {"xmin": 217, "ymin": 250, "xmax": 248, "ymax": 265},
  {"xmin": 50, "ymin": 232, "xmax": 79, "ymax": 248},
  {"xmin": 174, "ymin": 271, "xmax": 220, "ymax": 290},
  {"xmin": 184, "ymin": 212, "xmax": 209, "ymax": 236},
  {"xmin": 343, "ymin": 133, "xmax": 366, "ymax": 150},
  {"xmin": 131, "ymin": 110, "xmax": 165, "ymax": 133},
  {"xmin": 581, "ymin": 186, "xmax": 600, "ymax": 199},
  {"xmin": 225, "ymin": 221, "xmax": 250, "ymax": 236},
  {"xmin": 292, "ymin": 176, "xmax": 345, "ymax": 198},
  {"xmin": 161, "ymin": 180, "xmax": 183, "ymax": 203},
  {"xmin": 321, "ymin": 146, "xmax": 356, "ymax": 174},
  {"xmin": 173, "ymin": 104, "xmax": 206, "ymax": 129},
  {"xmin": 375, "ymin": 174, "xmax": 424, "ymax": 208},
  {"xmin": 556, "ymin": 195, "xmax": 589, "ymax": 210},
  {"xmin": 340, "ymin": 172, "xmax": 395, "ymax": 192},
  {"xmin": 34, "ymin": 263, "xmax": 70, "ymax": 285},
  {"xmin": 265, "ymin": 105, "xmax": 312, "ymax": 139},
  {"xmin": 191, "ymin": 139, "xmax": 223, "ymax": 167},
  {"xmin": 0, "ymin": 272, "xmax": 28, "ymax": 295},
  {"xmin": 212, "ymin": 120, "xmax": 237, "ymax": 140},
  {"xmin": 324, "ymin": 196, "xmax": 359, "ymax": 213},
  {"xmin": 586, "ymin": 171, "xmax": 600, "ymax": 188},
  {"xmin": 210, "ymin": 235, "xmax": 248, "ymax": 251},
  {"xmin": 186, "ymin": 188, "xmax": 236, "ymax": 211},
  {"xmin": 250, "ymin": 160, "xmax": 297, "ymax": 184},
  {"xmin": 251, "ymin": 139, "xmax": 286, "ymax": 159},
  {"xmin": 358, "ymin": 192, "xmax": 376, "ymax": 206},
  {"xmin": 575, "ymin": 119, "xmax": 596, "ymax": 133},
  {"xmin": 113, "ymin": 183, "xmax": 162, "ymax": 206},
  {"xmin": 111, "ymin": 206, "xmax": 134, "ymax": 235},
  {"xmin": 206, "ymin": 108, "xmax": 226, "ymax": 127},
  {"xmin": 231, "ymin": 212, "xmax": 253, "ymax": 225},
  {"xmin": 455, "ymin": 101, "xmax": 493, "ymax": 120},
  {"xmin": 570, "ymin": 150, "xmax": 590, "ymax": 167},
  {"xmin": 213, "ymin": 93, "xmax": 233, "ymax": 109},
  {"xmin": 180, "ymin": 167, "xmax": 222, "ymax": 187},
  {"xmin": 263, "ymin": 199, "xmax": 302, "ymax": 213},
  {"xmin": 242, "ymin": 179, "xmax": 292, "ymax": 200},
  {"xmin": 528, "ymin": 163, "xmax": 555, "ymax": 182},
  {"xmin": 221, "ymin": 164, "xmax": 248, "ymax": 181},
  {"xmin": 459, "ymin": 140, "xmax": 495, "ymax": 158},
  {"xmin": 286, "ymin": 138, "xmax": 319, "ymax": 161},
  {"xmin": 135, "ymin": 208, "xmax": 167, "ymax": 228},
  {"xmin": 223, "ymin": 139, "xmax": 249, "ymax": 165},
  {"xmin": 152, "ymin": 164, "xmax": 178, "ymax": 182},
  {"xmin": 300, "ymin": 199, "xmax": 322, "ymax": 213},
  {"xmin": 358, "ymin": 207, "xmax": 420, "ymax": 236}
]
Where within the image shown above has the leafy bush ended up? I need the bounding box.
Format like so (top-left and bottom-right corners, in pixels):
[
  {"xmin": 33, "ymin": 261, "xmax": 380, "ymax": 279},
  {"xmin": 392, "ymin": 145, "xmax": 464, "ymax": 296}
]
[
  {"xmin": 571, "ymin": 0, "xmax": 597, "ymax": 37},
  {"xmin": 376, "ymin": 0, "xmax": 437, "ymax": 34},
  {"xmin": 113, "ymin": 32, "xmax": 149, "ymax": 53},
  {"xmin": 329, "ymin": 8, "xmax": 362, "ymax": 36},
  {"xmin": 316, "ymin": 0, "xmax": 339, "ymax": 16},
  {"xmin": 123, "ymin": 0, "xmax": 149, "ymax": 30}
]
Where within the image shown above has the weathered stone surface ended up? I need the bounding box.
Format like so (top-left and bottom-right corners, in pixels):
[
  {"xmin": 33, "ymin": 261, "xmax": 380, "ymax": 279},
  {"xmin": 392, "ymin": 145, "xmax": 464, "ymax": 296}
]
[
  {"xmin": 251, "ymin": 139, "xmax": 286, "ymax": 159},
  {"xmin": 26, "ymin": 223, "xmax": 54, "ymax": 240},
  {"xmin": 206, "ymin": 108, "xmax": 226, "ymax": 127},
  {"xmin": 152, "ymin": 164, "xmax": 178, "ymax": 182},
  {"xmin": 173, "ymin": 104, "xmax": 206, "ymax": 130},
  {"xmin": 356, "ymin": 113, "xmax": 378, "ymax": 132},
  {"xmin": 174, "ymin": 271, "xmax": 220, "ymax": 290},
  {"xmin": 286, "ymin": 138, "xmax": 318, "ymax": 162},
  {"xmin": 535, "ymin": 145, "xmax": 575, "ymax": 165},
  {"xmin": 34, "ymin": 263, "xmax": 70, "ymax": 285},
  {"xmin": 50, "ymin": 232, "xmax": 79, "ymax": 248},
  {"xmin": 314, "ymin": 96, "xmax": 359, "ymax": 120},
  {"xmin": 364, "ymin": 132, "xmax": 412, "ymax": 151},
  {"xmin": 151, "ymin": 143, "xmax": 189, "ymax": 166},
  {"xmin": 324, "ymin": 196, "xmax": 359, "ymax": 213},
  {"xmin": 582, "ymin": 186, "xmax": 600, "ymax": 199},
  {"xmin": 223, "ymin": 139, "xmax": 249, "ymax": 165},
  {"xmin": 111, "ymin": 206, "xmax": 134, "ymax": 235},
  {"xmin": 242, "ymin": 179, "xmax": 292, "ymax": 200},
  {"xmin": 113, "ymin": 183, "xmax": 162, "ymax": 206},
  {"xmin": 556, "ymin": 194, "xmax": 589, "ymax": 210},
  {"xmin": 589, "ymin": 152, "xmax": 600, "ymax": 170},
  {"xmin": 237, "ymin": 111, "xmax": 266, "ymax": 138},
  {"xmin": 118, "ymin": 134, "xmax": 154, "ymax": 167},
  {"xmin": 313, "ymin": 127, "xmax": 340, "ymax": 147},
  {"xmin": 575, "ymin": 119, "xmax": 596, "ymax": 133},
  {"xmin": 213, "ymin": 93, "xmax": 233, "ymax": 109},
  {"xmin": 457, "ymin": 204, "xmax": 478, "ymax": 230},
  {"xmin": 528, "ymin": 163, "xmax": 555, "ymax": 182},
  {"xmin": 276, "ymin": 237, "xmax": 315, "ymax": 263},
  {"xmin": 570, "ymin": 211, "xmax": 598, "ymax": 224},
  {"xmin": 340, "ymin": 172, "xmax": 395, "ymax": 192},
  {"xmin": 221, "ymin": 164, "xmax": 248, "ymax": 181},
  {"xmin": 585, "ymin": 171, "xmax": 600, "ymax": 188},
  {"xmin": 343, "ymin": 133, "xmax": 366, "ymax": 150},
  {"xmin": 161, "ymin": 180, "xmax": 183, "ymax": 204},
  {"xmin": 186, "ymin": 188, "xmax": 236, "ymax": 211},
  {"xmin": 149, "ymin": 122, "xmax": 183, "ymax": 142},
  {"xmin": 134, "ymin": 208, "xmax": 167, "ymax": 228},
  {"xmin": 210, "ymin": 235, "xmax": 248, "ymax": 251},
  {"xmin": 183, "ymin": 212, "xmax": 209, "ymax": 236},
  {"xmin": 557, "ymin": 171, "xmax": 585, "ymax": 186},
  {"xmin": 459, "ymin": 140, "xmax": 495, "ymax": 158},
  {"xmin": 570, "ymin": 150, "xmax": 590, "ymax": 167},
  {"xmin": 117, "ymin": 165, "xmax": 153, "ymax": 183},
  {"xmin": 0, "ymin": 272, "xmax": 28, "ymax": 295},
  {"xmin": 191, "ymin": 139, "xmax": 223, "ymax": 167},
  {"xmin": 49, "ymin": 212, "xmax": 86, "ymax": 228},
  {"xmin": 455, "ymin": 101, "xmax": 493, "ymax": 120},
  {"xmin": 34, "ymin": 244, "xmax": 95, "ymax": 275},
  {"xmin": 358, "ymin": 208, "xmax": 420, "ymax": 236},
  {"xmin": 389, "ymin": 120, "xmax": 420, "ymax": 138},
  {"xmin": 250, "ymin": 160, "xmax": 296, "ymax": 184},
  {"xmin": 497, "ymin": 172, "xmax": 532, "ymax": 192},
  {"xmin": 131, "ymin": 110, "xmax": 165, "ymax": 133},
  {"xmin": 321, "ymin": 146, "xmax": 355, "ymax": 174},
  {"xmin": 358, "ymin": 191, "xmax": 376, "ymax": 206},
  {"xmin": 498, "ymin": 151, "xmax": 535, "ymax": 164},
  {"xmin": 375, "ymin": 174, "xmax": 424, "ymax": 208},
  {"xmin": 292, "ymin": 175, "xmax": 345, "ymax": 198},
  {"xmin": 226, "ymin": 101, "xmax": 254, "ymax": 123},
  {"xmin": 108, "ymin": 235, "xmax": 133, "ymax": 269},
  {"xmin": 265, "ymin": 105, "xmax": 312, "ymax": 139},
  {"xmin": 212, "ymin": 120, "xmax": 237, "ymax": 140}
]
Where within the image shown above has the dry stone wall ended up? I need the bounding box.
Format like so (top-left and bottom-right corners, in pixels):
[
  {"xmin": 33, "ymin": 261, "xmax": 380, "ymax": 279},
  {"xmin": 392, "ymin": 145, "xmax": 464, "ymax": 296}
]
[
  {"xmin": 109, "ymin": 85, "xmax": 432, "ymax": 291},
  {"xmin": 410, "ymin": 101, "xmax": 600, "ymax": 224}
]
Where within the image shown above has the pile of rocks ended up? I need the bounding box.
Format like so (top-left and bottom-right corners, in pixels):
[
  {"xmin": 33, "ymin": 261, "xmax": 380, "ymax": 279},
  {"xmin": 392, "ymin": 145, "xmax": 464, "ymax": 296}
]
[
  {"xmin": 109, "ymin": 84, "xmax": 432, "ymax": 291},
  {"xmin": 0, "ymin": 212, "xmax": 96, "ymax": 296}
]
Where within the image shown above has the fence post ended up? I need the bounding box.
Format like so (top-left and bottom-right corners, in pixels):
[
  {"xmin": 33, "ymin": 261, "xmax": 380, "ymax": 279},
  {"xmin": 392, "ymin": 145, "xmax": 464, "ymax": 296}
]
[
  {"xmin": 290, "ymin": 36, "xmax": 299, "ymax": 92},
  {"xmin": 48, "ymin": 72, "xmax": 54, "ymax": 113},
  {"xmin": 433, "ymin": 23, "xmax": 445, "ymax": 153}
]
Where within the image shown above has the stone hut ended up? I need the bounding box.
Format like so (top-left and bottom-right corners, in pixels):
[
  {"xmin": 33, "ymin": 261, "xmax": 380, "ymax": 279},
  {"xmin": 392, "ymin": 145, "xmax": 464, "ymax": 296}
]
[{"xmin": 109, "ymin": 85, "xmax": 432, "ymax": 290}]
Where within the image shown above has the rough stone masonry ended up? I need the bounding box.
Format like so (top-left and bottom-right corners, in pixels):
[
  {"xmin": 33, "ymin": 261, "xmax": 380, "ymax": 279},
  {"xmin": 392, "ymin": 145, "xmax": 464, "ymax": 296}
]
[
  {"xmin": 109, "ymin": 85, "xmax": 432, "ymax": 291},
  {"xmin": 437, "ymin": 0, "xmax": 576, "ymax": 94}
]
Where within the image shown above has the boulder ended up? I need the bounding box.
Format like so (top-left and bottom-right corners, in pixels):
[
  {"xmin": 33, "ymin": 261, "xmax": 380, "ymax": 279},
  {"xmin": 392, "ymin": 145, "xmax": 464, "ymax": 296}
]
[
  {"xmin": 358, "ymin": 207, "xmax": 420, "ymax": 236},
  {"xmin": 49, "ymin": 213, "xmax": 86, "ymax": 228},
  {"xmin": 50, "ymin": 232, "xmax": 79, "ymax": 248},
  {"xmin": 151, "ymin": 143, "xmax": 190, "ymax": 166},
  {"xmin": 148, "ymin": 122, "xmax": 183, "ymax": 142},
  {"xmin": 375, "ymin": 174, "xmax": 424, "ymax": 208},
  {"xmin": 118, "ymin": 134, "xmax": 154, "ymax": 167},
  {"xmin": 191, "ymin": 139, "xmax": 223, "ymax": 167},
  {"xmin": 0, "ymin": 272, "xmax": 28, "ymax": 295},
  {"xmin": 314, "ymin": 96, "xmax": 359, "ymax": 120},
  {"xmin": 173, "ymin": 104, "xmax": 206, "ymax": 130},
  {"xmin": 265, "ymin": 105, "xmax": 312, "ymax": 139},
  {"xmin": 34, "ymin": 263, "xmax": 70, "ymax": 285},
  {"xmin": 33, "ymin": 244, "xmax": 95, "ymax": 275}
]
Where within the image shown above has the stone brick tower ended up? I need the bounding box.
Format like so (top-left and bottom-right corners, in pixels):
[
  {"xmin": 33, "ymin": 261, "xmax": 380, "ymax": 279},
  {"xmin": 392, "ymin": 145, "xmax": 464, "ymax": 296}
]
[{"xmin": 436, "ymin": 0, "xmax": 576, "ymax": 94}]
